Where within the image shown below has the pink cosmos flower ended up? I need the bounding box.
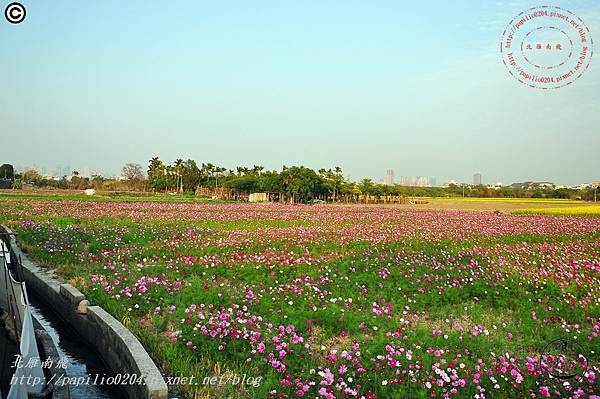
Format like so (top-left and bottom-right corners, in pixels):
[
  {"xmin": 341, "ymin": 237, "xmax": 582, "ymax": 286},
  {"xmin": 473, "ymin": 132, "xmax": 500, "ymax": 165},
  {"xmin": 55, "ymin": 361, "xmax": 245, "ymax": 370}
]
[{"xmin": 320, "ymin": 369, "xmax": 334, "ymax": 386}]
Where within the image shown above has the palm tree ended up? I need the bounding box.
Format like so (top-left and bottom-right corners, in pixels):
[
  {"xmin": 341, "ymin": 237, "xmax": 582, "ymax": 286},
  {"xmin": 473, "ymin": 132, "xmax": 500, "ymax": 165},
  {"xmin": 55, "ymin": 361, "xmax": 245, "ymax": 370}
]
[
  {"xmin": 332, "ymin": 166, "xmax": 344, "ymax": 202},
  {"xmin": 174, "ymin": 159, "xmax": 184, "ymax": 193},
  {"xmin": 215, "ymin": 166, "xmax": 226, "ymax": 188},
  {"xmin": 252, "ymin": 165, "xmax": 264, "ymax": 176},
  {"xmin": 237, "ymin": 166, "xmax": 251, "ymax": 176},
  {"xmin": 200, "ymin": 163, "xmax": 215, "ymax": 187},
  {"xmin": 165, "ymin": 165, "xmax": 175, "ymax": 192}
]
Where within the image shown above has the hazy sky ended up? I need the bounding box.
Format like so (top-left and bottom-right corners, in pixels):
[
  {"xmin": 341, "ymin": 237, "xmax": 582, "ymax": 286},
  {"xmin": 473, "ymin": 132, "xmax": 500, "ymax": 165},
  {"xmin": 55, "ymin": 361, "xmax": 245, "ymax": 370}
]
[{"xmin": 1, "ymin": 0, "xmax": 599, "ymax": 185}]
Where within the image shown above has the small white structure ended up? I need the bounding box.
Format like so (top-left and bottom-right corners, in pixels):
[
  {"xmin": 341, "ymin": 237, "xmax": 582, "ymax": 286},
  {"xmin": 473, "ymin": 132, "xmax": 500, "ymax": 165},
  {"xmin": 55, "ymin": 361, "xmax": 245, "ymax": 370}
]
[
  {"xmin": 248, "ymin": 193, "xmax": 268, "ymax": 202},
  {"xmin": 84, "ymin": 189, "xmax": 96, "ymax": 196}
]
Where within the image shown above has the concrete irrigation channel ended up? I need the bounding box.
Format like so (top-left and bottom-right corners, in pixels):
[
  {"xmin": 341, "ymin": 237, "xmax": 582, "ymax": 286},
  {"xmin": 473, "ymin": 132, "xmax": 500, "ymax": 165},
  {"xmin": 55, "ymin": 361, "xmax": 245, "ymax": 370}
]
[{"xmin": 0, "ymin": 225, "xmax": 168, "ymax": 399}]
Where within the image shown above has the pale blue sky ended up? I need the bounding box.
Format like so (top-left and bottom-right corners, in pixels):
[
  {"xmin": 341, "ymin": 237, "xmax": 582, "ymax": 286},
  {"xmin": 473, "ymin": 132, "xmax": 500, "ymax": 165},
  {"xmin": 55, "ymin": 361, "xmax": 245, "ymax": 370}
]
[{"xmin": 1, "ymin": 0, "xmax": 599, "ymax": 185}]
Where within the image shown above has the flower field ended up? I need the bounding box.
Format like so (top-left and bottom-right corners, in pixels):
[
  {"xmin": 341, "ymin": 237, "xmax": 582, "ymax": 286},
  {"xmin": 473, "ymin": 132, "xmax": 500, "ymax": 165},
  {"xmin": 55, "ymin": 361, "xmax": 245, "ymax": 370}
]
[{"xmin": 1, "ymin": 196, "xmax": 599, "ymax": 399}]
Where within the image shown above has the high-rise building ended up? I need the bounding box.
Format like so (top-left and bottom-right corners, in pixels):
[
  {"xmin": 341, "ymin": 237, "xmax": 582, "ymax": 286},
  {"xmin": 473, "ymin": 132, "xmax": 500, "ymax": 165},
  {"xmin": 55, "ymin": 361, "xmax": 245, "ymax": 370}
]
[
  {"xmin": 399, "ymin": 176, "xmax": 435, "ymax": 187},
  {"xmin": 384, "ymin": 169, "xmax": 395, "ymax": 185},
  {"xmin": 400, "ymin": 176, "xmax": 414, "ymax": 186},
  {"xmin": 473, "ymin": 173, "xmax": 482, "ymax": 185},
  {"xmin": 416, "ymin": 176, "xmax": 429, "ymax": 187}
]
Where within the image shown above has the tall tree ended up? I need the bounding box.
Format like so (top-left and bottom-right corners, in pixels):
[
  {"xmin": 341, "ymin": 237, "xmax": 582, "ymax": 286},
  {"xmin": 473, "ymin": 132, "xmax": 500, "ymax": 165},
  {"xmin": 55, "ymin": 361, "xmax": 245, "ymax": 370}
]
[
  {"xmin": 279, "ymin": 166, "xmax": 323, "ymax": 203},
  {"xmin": 0, "ymin": 164, "xmax": 14, "ymax": 181},
  {"xmin": 174, "ymin": 159, "xmax": 184, "ymax": 193},
  {"xmin": 214, "ymin": 166, "xmax": 226, "ymax": 188},
  {"xmin": 252, "ymin": 165, "xmax": 264, "ymax": 176},
  {"xmin": 122, "ymin": 163, "xmax": 144, "ymax": 181},
  {"xmin": 182, "ymin": 159, "xmax": 201, "ymax": 192},
  {"xmin": 319, "ymin": 166, "xmax": 345, "ymax": 202},
  {"xmin": 148, "ymin": 157, "xmax": 167, "ymax": 191}
]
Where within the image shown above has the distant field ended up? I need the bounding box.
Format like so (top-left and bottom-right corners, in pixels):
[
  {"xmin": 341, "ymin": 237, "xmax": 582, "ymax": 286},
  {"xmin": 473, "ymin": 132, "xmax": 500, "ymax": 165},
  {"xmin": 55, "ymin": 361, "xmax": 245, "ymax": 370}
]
[
  {"xmin": 0, "ymin": 189, "xmax": 219, "ymax": 204},
  {"xmin": 398, "ymin": 197, "xmax": 595, "ymax": 212},
  {"xmin": 514, "ymin": 205, "xmax": 600, "ymax": 217},
  {"xmin": 1, "ymin": 189, "xmax": 593, "ymax": 208},
  {"xmin": 430, "ymin": 197, "xmax": 583, "ymax": 204}
]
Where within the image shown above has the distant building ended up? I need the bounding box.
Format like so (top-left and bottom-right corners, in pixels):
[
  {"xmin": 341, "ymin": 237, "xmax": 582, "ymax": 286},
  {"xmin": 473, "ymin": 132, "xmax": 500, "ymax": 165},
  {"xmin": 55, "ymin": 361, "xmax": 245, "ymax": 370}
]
[
  {"xmin": 399, "ymin": 176, "xmax": 434, "ymax": 187},
  {"xmin": 510, "ymin": 181, "xmax": 555, "ymax": 190},
  {"xmin": 384, "ymin": 169, "xmax": 395, "ymax": 185},
  {"xmin": 441, "ymin": 180, "xmax": 458, "ymax": 188},
  {"xmin": 400, "ymin": 176, "xmax": 414, "ymax": 186},
  {"xmin": 249, "ymin": 193, "xmax": 268, "ymax": 202},
  {"xmin": 416, "ymin": 176, "xmax": 429, "ymax": 187},
  {"xmin": 473, "ymin": 173, "xmax": 482, "ymax": 185}
]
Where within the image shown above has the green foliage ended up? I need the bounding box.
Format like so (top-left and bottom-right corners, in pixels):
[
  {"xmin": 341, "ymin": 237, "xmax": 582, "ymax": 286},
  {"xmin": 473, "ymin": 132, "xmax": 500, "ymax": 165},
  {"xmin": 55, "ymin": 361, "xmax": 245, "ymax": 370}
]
[
  {"xmin": 0, "ymin": 163, "xmax": 15, "ymax": 181},
  {"xmin": 278, "ymin": 166, "xmax": 324, "ymax": 201},
  {"xmin": 6, "ymin": 155, "xmax": 596, "ymax": 205}
]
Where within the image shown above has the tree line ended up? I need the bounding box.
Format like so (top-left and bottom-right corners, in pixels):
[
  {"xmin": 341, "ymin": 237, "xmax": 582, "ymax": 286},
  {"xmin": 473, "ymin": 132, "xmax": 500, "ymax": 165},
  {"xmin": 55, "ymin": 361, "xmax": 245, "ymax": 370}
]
[
  {"xmin": 1, "ymin": 160, "xmax": 598, "ymax": 202},
  {"xmin": 142, "ymin": 158, "xmax": 597, "ymax": 202}
]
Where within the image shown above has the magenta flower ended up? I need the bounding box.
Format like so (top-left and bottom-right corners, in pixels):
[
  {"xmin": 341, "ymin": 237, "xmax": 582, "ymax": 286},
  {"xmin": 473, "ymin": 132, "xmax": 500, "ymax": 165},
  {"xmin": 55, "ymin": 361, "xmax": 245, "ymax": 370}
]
[{"xmin": 257, "ymin": 342, "xmax": 266, "ymax": 353}]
